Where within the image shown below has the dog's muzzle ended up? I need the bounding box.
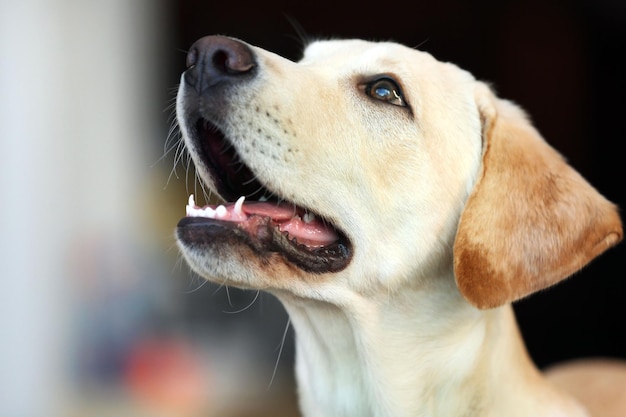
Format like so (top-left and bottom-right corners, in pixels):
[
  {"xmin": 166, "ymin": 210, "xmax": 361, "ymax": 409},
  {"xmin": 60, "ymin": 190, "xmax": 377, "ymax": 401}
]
[{"xmin": 175, "ymin": 36, "xmax": 353, "ymax": 274}]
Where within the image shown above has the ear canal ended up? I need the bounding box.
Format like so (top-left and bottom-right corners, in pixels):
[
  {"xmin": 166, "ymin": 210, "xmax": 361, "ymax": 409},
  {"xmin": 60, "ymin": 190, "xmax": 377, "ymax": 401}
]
[{"xmin": 453, "ymin": 83, "xmax": 622, "ymax": 309}]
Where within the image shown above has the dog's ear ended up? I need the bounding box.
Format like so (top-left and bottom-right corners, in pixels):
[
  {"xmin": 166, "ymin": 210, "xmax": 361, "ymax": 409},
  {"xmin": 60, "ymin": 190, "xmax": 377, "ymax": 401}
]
[{"xmin": 453, "ymin": 83, "xmax": 622, "ymax": 309}]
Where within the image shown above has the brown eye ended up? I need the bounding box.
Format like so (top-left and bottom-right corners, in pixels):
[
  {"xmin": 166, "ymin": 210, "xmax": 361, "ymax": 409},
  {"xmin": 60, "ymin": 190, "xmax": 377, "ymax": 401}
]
[{"xmin": 365, "ymin": 77, "xmax": 406, "ymax": 107}]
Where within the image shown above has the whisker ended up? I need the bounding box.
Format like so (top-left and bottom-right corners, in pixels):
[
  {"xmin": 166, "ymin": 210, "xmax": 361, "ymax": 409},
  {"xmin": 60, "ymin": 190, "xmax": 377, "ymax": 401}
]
[
  {"xmin": 411, "ymin": 37, "xmax": 430, "ymax": 50},
  {"xmin": 196, "ymin": 169, "xmax": 211, "ymax": 203},
  {"xmin": 211, "ymin": 281, "xmax": 227, "ymax": 296},
  {"xmin": 242, "ymin": 175, "xmax": 261, "ymax": 186},
  {"xmin": 153, "ymin": 113, "xmax": 183, "ymax": 169},
  {"xmin": 164, "ymin": 140, "xmax": 186, "ymax": 188},
  {"xmin": 225, "ymin": 285, "xmax": 234, "ymax": 307},
  {"xmin": 221, "ymin": 141, "xmax": 234, "ymax": 154},
  {"xmin": 174, "ymin": 139, "xmax": 187, "ymax": 166},
  {"xmin": 193, "ymin": 168, "xmax": 199, "ymax": 202},
  {"xmin": 223, "ymin": 290, "xmax": 260, "ymax": 314},
  {"xmin": 233, "ymin": 164, "xmax": 246, "ymax": 174},
  {"xmin": 283, "ymin": 14, "xmax": 311, "ymax": 50},
  {"xmin": 183, "ymin": 276, "xmax": 210, "ymax": 294},
  {"xmin": 162, "ymin": 134, "xmax": 181, "ymax": 160},
  {"xmin": 178, "ymin": 263, "xmax": 209, "ymax": 294},
  {"xmin": 165, "ymin": 118, "xmax": 181, "ymax": 146},
  {"xmin": 267, "ymin": 318, "xmax": 291, "ymax": 390},
  {"xmin": 247, "ymin": 185, "xmax": 278, "ymax": 203},
  {"xmin": 185, "ymin": 153, "xmax": 194, "ymax": 196}
]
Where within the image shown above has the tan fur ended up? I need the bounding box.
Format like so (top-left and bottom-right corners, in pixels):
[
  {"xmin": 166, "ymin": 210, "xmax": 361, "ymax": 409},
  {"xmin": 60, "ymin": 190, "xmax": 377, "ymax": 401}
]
[
  {"xmin": 454, "ymin": 84, "xmax": 622, "ymax": 309},
  {"xmin": 546, "ymin": 359, "xmax": 626, "ymax": 417}
]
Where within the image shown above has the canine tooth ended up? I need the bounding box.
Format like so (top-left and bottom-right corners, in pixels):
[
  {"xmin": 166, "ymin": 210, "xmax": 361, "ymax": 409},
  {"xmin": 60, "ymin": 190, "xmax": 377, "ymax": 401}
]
[
  {"xmin": 186, "ymin": 194, "xmax": 196, "ymax": 216},
  {"xmin": 234, "ymin": 196, "xmax": 245, "ymax": 215},
  {"xmin": 303, "ymin": 212, "xmax": 315, "ymax": 223},
  {"xmin": 216, "ymin": 205, "xmax": 227, "ymax": 219}
]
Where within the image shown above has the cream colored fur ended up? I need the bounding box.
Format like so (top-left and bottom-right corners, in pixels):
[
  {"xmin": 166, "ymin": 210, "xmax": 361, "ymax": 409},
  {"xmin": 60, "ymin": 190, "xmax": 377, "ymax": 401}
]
[{"xmin": 176, "ymin": 38, "xmax": 623, "ymax": 417}]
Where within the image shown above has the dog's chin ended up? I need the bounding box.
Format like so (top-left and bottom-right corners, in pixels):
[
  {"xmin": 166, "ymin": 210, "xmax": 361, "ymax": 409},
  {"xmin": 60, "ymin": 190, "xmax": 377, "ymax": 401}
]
[{"xmin": 175, "ymin": 116, "xmax": 353, "ymax": 277}]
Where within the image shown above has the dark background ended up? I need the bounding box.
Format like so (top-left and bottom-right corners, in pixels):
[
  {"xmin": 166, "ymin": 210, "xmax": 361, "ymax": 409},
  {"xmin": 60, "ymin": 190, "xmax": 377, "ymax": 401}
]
[{"xmin": 166, "ymin": 0, "xmax": 625, "ymax": 369}]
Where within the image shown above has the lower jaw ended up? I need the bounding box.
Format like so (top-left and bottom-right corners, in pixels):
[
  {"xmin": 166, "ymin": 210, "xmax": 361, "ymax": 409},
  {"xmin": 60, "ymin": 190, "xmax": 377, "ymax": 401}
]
[{"xmin": 177, "ymin": 216, "xmax": 352, "ymax": 274}]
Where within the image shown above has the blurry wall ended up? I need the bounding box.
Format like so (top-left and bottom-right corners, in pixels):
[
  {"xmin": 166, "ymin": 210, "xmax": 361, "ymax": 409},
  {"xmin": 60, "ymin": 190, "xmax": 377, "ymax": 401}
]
[{"xmin": 0, "ymin": 0, "xmax": 166, "ymax": 416}]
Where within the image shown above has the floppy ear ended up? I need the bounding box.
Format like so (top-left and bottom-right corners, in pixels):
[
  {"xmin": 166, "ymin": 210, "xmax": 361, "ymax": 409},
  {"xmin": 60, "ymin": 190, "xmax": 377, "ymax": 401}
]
[{"xmin": 453, "ymin": 83, "xmax": 622, "ymax": 309}]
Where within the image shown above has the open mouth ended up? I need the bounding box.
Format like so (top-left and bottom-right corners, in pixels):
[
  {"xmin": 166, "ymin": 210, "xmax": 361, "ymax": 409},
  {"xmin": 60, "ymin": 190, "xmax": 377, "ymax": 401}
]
[{"xmin": 177, "ymin": 118, "xmax": 352, "ymax": 273}]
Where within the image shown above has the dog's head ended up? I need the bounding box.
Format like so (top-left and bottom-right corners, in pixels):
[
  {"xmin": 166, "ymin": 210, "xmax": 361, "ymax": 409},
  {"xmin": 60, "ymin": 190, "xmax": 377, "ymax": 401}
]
[{"xmin": 175, "ymin": 36, "xmax": 622, "ymax": 308}]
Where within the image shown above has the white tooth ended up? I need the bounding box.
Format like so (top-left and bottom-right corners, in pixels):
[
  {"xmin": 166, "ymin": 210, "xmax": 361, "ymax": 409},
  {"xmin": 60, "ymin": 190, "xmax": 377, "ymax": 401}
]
[
  {"xmin": 202, "ymin": 206, "xmax": 216, "ymax": 218},
  {"xmin": 234, "ymin": 196, "xmax": 245, "ymax": 215},
  {"xmin": 216, "ymin": 205, "xmax": 227, "ymax": 219},
  {"xmin": 259, "ymin": 195, "xmax": 268, "ymax": 202},
  {"xmin": 303, "ymin": 212, "xmax": 315, "ymax": 223},
  {"xmin": 186, "ymin": 194, "xmax": 196, "ymax": 216}
]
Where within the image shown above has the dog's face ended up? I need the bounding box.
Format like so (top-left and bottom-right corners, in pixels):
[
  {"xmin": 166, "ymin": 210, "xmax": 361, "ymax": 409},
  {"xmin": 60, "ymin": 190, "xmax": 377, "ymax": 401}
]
[
  {"xmin": 176, "ymin": 37, "xmax": 482, "ymax": 299},
  {"xmin": 176, "ymin": 36, "xmax": 621, "ymax": 307}
]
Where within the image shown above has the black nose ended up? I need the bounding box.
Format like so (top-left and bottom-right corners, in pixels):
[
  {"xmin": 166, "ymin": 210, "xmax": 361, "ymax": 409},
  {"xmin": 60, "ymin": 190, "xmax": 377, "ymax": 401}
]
[{"xmin": 184, "ymin": 35, "xmax": 257, "ymax": 92}]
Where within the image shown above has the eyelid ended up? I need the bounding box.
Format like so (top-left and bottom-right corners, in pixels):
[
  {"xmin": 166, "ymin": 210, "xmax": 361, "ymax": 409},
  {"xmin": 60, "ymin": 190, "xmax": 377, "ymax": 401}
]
[{"xmin": 361, "ymin": 75, "xmax": 407, "ymax": 107}]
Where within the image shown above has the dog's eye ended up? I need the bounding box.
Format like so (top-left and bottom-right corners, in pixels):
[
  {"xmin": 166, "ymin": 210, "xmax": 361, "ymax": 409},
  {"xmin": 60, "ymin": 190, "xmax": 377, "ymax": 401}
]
[{"xmin": 365, "ymin": 77, "xmax": 406, "ymax": 107}]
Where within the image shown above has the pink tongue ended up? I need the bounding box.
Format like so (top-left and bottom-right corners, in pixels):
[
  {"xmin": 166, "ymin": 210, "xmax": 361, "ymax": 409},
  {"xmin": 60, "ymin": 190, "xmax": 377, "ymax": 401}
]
[
  {"xmin": 242, "ymin": 202, "xmax": 339, "ymax": 247},
  {"xmin": 241, "ymin": 202, "xmax": 297, "ymax": 220},
  {"xmin": 278, "ymin": 216, "xmax": 338, "ymax": 247}
]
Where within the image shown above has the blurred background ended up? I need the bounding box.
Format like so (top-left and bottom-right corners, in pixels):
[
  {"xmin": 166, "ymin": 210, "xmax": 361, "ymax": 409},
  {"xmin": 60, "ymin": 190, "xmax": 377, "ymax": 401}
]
[{"xmin": 1, "ymin": 0, "xmax": 624, "ymax": 416}]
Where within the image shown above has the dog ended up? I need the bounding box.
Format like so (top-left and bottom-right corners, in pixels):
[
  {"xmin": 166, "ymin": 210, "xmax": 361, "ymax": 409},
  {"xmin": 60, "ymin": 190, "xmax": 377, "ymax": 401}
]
[{"xmin": 175, "ymin": 35, "xmax": 625, "ymax": 417}]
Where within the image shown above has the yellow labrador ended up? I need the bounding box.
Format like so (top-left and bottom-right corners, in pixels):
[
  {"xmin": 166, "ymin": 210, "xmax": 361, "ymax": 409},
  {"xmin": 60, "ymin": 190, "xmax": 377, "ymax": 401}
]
[{"xmin": 175, "ymin": 36, "xmax": 624, "ymax": 417}]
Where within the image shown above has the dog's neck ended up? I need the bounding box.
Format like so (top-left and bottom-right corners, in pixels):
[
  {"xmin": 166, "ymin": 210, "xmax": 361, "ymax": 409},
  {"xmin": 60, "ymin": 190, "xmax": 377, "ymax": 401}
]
[{"xmin": 277, "ymin": 274, "xmax": 588, "ymax": 417}]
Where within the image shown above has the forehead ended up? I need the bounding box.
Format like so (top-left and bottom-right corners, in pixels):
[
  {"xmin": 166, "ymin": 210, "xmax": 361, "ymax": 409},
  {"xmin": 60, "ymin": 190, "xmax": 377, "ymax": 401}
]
[
  {"xmin": 300, "ymin": 39, "xmax": 433, "ymax": 71},
  {"xmin": 298, "ymin": 39, "xmax": 474, "ymax": 88}
]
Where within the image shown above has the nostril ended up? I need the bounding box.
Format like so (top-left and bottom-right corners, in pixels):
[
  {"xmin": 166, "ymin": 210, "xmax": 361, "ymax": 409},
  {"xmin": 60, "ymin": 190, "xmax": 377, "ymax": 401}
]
[
  {"xmin": 212, "ymin": 48, "xmax": 255, "ymax": 75},
  {"xmin": 211, "ymin": 50, "xmax": 230, "ymax": 74}
]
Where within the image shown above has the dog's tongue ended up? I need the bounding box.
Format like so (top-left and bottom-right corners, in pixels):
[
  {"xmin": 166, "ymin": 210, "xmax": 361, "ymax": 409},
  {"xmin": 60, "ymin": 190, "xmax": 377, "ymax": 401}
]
[
  {"xmin": 185, "ymin": 195, "xmax": 338, "ymax": 247},
  {"xmin": 241, "ymin": 201, "xmax": 297, "ymax": 220}
]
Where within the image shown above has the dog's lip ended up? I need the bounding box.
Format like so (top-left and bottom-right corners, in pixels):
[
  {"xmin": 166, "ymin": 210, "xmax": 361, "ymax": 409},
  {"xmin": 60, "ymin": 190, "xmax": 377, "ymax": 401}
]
[{"xmin": 177, "ymin": 213, "xmax": 352, "ymax": 273}]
